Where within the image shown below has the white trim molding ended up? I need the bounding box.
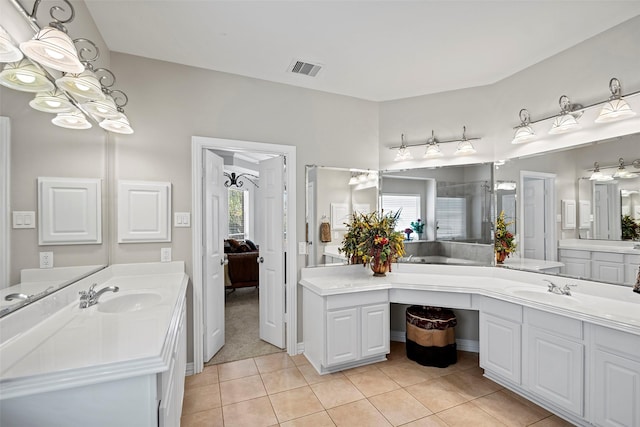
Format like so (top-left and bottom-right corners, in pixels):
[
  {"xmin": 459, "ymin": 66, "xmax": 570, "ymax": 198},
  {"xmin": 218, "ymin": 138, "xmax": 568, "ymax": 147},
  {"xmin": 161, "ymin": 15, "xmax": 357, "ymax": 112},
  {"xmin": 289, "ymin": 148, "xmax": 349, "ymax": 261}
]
[{"xmin": 0, "ymin": 117, "xmax": 9, "ymax": 288}]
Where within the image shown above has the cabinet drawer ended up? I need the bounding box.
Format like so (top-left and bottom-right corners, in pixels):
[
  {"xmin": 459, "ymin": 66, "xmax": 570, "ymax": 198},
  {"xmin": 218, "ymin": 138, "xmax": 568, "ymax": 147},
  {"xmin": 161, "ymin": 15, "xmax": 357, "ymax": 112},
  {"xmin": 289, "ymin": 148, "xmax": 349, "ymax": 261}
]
[
  {"xmin": 559, "ymin": 249, "xmax": 590, "ymax": 260},
  {"xmin": 390, "ymin": 289, "xmax": 472, "ymax": 309},
  {"xmin": 481, "ymin": 297, "xmax": 522, "ymax": 322},
  {"xmin": 625, "ymin": 254, "xmax": 640, "ymax": 265},
  {"xmin": 326, "ymin": 290, "xmax": 388, "ymax": 310},
  {"xmin": 593, "ymin": 325, "xmax": 640, "ymax": 360},
  {"xmin": 592, "ymin": 251, "xmax": 624, "ymax": 263},
  {"xmin": 525, "ymin": 308, "xmax": 582, "ymax": 340}
]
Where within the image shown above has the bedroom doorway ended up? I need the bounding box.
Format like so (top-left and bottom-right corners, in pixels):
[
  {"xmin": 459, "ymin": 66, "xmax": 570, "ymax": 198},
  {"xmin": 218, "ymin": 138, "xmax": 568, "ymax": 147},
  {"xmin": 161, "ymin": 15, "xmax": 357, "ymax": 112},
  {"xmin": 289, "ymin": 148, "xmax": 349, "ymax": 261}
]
[{"xmin": 192, "ymin": 136, "xmax": 297, "ymax": 374}]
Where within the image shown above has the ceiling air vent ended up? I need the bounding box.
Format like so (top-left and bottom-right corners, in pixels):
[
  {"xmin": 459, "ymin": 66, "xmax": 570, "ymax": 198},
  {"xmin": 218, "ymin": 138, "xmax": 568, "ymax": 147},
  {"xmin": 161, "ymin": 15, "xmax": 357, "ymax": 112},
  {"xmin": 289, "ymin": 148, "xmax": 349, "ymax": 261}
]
[{"xmin": 288, "ymin": 59, "xmax": 322, "ymax": 77}]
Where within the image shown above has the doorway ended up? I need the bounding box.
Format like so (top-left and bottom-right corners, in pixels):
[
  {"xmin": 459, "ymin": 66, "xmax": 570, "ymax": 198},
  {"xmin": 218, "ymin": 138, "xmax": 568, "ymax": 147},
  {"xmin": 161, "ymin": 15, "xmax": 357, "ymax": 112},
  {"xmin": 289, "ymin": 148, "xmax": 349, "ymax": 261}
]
[
  {"xmin": 192, "ymin": 136, "xmax": 297, "ymax": 374},
  {"xmin": 520, "ymin": 171, "xmax": 556, "ymax": 261}
]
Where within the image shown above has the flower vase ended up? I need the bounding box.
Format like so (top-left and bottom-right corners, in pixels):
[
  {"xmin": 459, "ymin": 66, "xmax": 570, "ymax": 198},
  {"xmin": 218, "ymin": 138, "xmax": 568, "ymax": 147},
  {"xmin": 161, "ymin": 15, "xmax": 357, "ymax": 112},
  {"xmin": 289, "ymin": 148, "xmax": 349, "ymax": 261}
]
[
  {"xmin": 405, "ymin": 232, "xmax": 411, "ymax": 241},
  {"xmin": 418, "ymin": 232, "xmax": 424, "ymax": 241},
  {"xmin": 371, "ymin": 258, "xmax": 388, "ymax": 277},
  {"xmin": 496, "ymin": 251, "xmax": 507, "ymax": 264}
]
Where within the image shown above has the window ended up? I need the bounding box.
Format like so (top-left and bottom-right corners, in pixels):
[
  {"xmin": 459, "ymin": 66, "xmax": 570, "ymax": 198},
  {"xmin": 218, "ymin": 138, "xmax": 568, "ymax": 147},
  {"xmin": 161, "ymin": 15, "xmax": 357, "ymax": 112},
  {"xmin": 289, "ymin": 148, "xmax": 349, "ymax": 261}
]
[
  {"xmin": 381, "ymin": 194, "xmax": 420, "ymax": 232},
  {"xmin": 436, "ymin": 197, "xmax": 466, "ymax": 239},
  {"xmin": 228, "ymin": 189, "xmax": 249, "ymax": 239}
]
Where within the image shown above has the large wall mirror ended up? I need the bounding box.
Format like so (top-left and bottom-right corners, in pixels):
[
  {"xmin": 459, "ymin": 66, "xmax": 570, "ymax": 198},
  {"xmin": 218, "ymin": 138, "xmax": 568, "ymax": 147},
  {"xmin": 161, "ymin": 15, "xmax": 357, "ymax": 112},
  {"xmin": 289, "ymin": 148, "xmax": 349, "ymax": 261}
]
[
  {"xmin": 494, "ymin": 132, "xmax": 640, "ymax": 285},
  {"xmin": 1, "ymin": 88, "xmax": 109, "ymax": 316}
]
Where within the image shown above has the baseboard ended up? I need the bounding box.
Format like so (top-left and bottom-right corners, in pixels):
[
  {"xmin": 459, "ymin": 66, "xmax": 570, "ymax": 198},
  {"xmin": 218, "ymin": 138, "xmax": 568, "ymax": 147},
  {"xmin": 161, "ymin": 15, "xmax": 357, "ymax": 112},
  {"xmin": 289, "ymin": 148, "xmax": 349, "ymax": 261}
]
[
  {"xmin": 390, "ymin": 330, "xmax": 479, "ymax": 353},
  {"xmin": 185, "ymin": 362, "xmax": 194, "ymax": 376}
]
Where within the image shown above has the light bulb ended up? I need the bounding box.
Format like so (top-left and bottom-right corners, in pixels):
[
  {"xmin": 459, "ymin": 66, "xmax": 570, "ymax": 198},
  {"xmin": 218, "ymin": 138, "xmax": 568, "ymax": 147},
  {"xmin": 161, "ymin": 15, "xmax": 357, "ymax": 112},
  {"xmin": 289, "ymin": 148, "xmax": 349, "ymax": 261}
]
[
  {"xmin": 16, "ymin": 72, "xmax": 36, "ymax": 83},
  {"xmin": 44, "ymin": 47, "xmax": 64, "ymax": 60}
]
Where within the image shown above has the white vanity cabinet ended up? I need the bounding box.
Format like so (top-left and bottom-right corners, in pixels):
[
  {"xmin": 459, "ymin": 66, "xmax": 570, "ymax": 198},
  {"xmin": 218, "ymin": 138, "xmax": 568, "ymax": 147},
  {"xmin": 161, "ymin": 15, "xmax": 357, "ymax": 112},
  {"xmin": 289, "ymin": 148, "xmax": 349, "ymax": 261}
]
[
  {"xmin": 559, "ymin": 249, "xmax": 591, "ymax": 279},
  {"xmin": 591, "ymin": 325, "xmax": 640, "ymax": 427},
  {"xmin": 523, "ymin": 308, "xmax": 584, "ymax": 417},
  {"xmin": 303, "ymin": 288, "xmax": 389, "ymax": 374},
  {"xmin": 479, "ymin": 297, "xmax": 522, "ymax": 385},
  {"xmin": 559, "ymin": 246, "xmax": 640, "ymax": 286},
  {"xmin": 624, "ymin": 254, "xmax": 640, "ymax": 285},
  {"xmin": 591, "ymin": 252, "xmax": 625, "ymax": 284}
]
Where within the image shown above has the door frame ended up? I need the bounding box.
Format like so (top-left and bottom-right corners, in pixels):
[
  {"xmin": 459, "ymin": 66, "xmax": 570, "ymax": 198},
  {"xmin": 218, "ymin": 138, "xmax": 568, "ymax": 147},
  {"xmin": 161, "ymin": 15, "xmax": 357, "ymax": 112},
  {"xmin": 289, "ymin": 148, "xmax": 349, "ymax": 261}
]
[
  {"xmin": 519, "ymin": 170, "xmax": 557, "ymax": 261},
  {"xmin": 192, "ymin": 136, "xmax": 297, "ymax": 374},
  {"xmin": 0, "ymin": 117, "xmax": 10, "ymax": 288}
]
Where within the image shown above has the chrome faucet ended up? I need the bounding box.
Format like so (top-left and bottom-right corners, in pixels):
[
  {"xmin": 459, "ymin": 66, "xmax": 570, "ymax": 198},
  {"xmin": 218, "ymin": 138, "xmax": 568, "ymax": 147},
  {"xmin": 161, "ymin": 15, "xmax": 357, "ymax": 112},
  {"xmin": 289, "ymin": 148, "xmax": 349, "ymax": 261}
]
[
  {"xmin": 543, "ymin": 279, "xmax": 576, "ymax": 296},
  {"xmin": 79, "ymin": 283, "xmax": 119, "ymax": 308}
]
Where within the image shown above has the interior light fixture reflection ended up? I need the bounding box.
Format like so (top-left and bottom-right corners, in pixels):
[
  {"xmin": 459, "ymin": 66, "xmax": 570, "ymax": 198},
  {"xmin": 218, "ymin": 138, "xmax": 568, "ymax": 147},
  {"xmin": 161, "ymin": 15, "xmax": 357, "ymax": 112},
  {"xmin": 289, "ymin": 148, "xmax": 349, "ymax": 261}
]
[
  {"xmin": 52, "ymin": 109, "xmax": 92, "ymax": 129},
  {"xmin": 55, "ymin": 69, "xmax": 105, "ymax": 101},
  {"xmin": 0, "ymin": 25, "xmax": 23, "ymax": 62},
  {"xmin": 20, "ymin": 26, "xmax": 84, "ymax": 74},
  {"xmin": 29, "ymin": 89, "xmax": 74, "ymax": 113},
  {"xmin": 99, "ymin": 113, "xmax": 134, "ymax": 134},
  {"xmin": 0, "ymin": 58, "xmax": 54, "ymax": 92}
]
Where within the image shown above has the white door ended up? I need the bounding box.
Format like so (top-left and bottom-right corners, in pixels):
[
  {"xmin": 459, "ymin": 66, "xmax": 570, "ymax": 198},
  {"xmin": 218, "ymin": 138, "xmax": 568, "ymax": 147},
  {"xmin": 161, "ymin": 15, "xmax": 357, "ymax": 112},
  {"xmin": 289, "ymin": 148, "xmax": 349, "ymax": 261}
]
[
  {"xmin": 203, "ymin": 150, "xmax": 226, "ymax": 361},
  {"xmin": 257, "ymin": 156, "xmax": 285, "ymax": 348},
  {"xmin": 523, "ymin": 178, "xmax": 545, "ymax": 260},
  {"xmin": 594, "ymin": 183, "xmax": 611, "ymax": 239}
]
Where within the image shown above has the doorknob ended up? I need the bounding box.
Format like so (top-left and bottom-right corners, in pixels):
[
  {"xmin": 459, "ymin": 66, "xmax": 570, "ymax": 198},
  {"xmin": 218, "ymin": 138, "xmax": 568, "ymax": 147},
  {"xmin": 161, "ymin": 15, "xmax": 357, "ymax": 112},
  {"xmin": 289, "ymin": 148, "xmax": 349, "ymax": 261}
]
[
  {"xmin": 259, "ymin": 256, "xmax": 264, "ymax": 263},
  {"xmin": 220, "ymin": 259, "xmax": 224, "ymax": 265}
]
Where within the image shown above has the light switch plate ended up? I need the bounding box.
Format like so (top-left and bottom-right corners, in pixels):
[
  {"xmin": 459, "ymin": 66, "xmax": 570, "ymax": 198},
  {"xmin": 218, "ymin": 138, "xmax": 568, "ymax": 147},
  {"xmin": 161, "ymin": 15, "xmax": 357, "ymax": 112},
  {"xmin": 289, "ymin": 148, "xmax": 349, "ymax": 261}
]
[
  {"xmin": 39, "ymin": 251, "xmax": 53, "ymax": 269},
  {"xmin": 174, "ymin": 212, "xmax": 191, "ymax": 228},
  {"xmin": 298, "ymin": 242, "xmax": 307, "ymax": 255},
  {"xmin": 161, "ymin": 247, "xmax": 172, "ymax": 262},
  {"xmin": 13, "ymin": 211, "xmax": 36, "ymax": 229}
]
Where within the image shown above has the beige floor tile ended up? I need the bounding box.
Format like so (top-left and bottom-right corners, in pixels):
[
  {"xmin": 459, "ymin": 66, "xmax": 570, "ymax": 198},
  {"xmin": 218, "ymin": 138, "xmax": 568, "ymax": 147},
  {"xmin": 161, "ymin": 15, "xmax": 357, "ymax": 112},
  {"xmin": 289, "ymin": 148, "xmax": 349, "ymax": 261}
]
[
  {"xmin": 180, "ymin": 407, "xmax": 223, "ymax": 427},
  {"xmin": 405, "ymin": 377, "xmax": 469, "ymax": 413},
  {"xmin": 255, "ymin": 351, "xmax": 296, "ymax": 373},
  {"xmin": 454, "ymin": 351, "xmax": 480, "ymax": 371},
  {"xmin": 298, "ymin": 364, "xmax": 345, "ymax": 385},
  {"xmin": 290, "ymin": 353, "xmax": 311, "ymax": 366},
  {"xmin": 221, "ymin": 396, "xmax": 278, "ymax": 427},
  {"xmin": 261, "ymin": 367, "xmax": 308, "ymax": 394},
  {"xmin": 400, "ymin": 414, "xmax": 449, "ymax": 427},
  {"xmin": 219, "ymin": 374, "xmax": 266, "ymax": 405},
  {"xmin": 347, "ymin": 368, "xmax": 401, "ymax": 397},
  {"xmin": 378, "ymin": 361, "xmax": 438, "ymax": 387},
  {"xmin": 182, "ymin": 383, "xmax": 222, "ymax": 415},
  {"xmin": 474, "ymin": 390, "xmax": 551, "ymax": 426},
  {"xmin": 500, "ymin": 388, "xmax": 552, "ymax": 415},
  {"xmin": 413, "ymin": 362, "xmax": 460, "ymax": 378},
  {"xmin": 268, "ymin": 385, "xmax": 324, "ymax": 422},
  {"xmin": 440, "ymin": 370, "xmax": 502, "ymax": 399},
  {"xmin": 185, "ymin": 366, "xmax": 219, "ymax": 389},
  {"xmin": 387, "ymin": 341, "xmax": 409, "ymax": 361},
  {"xmin": 437, "ymin": 401, "xmax": 507, "ymax": 427},
  {"xmin": 342, "ymin": 363, "xmax": 380, "ymax": 377},
  {"xmin": 310, "ymin": 377, "xmax": 365, "ymax": 409},
  {"xmin": 529, "ymin": 415, "xmax": 576, "ymax": 426},
  {"xmin": 369, "ymin": 389, "xmax": 433, "ymax": 426},
  {"xmin": 280, "ymin": 411, "xmax": 336, "ymax": 427},
  {"xmin": 327, "ymin": 399, "xmax": 392, "ymax": 426},
  {"xmin": 217, "ymin": 358, "xmax": 259, "ymax": 382}
]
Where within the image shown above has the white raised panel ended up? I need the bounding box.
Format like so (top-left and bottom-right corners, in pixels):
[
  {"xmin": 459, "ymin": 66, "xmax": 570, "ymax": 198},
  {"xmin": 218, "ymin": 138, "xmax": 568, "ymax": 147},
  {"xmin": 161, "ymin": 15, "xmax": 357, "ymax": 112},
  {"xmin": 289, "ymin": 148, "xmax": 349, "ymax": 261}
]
[
  {"xmin": 326, "ymin": 307, "xmax": 358, "ymax": 366},
  {"xmin": 38, "ymin": 177, "xmax": 102, "ymax": 245},
  {"xmin": 527, "ymin": 328, "xmax": 584, "ymax": 416},
  {"xmin": 361, "ymin": 303, "xmax": 389, "ymax": 358},
  {"xmin": 330, "ymin": 203, "xmax": 349, "ymax": 230},
  {"xmin": 118, "ymin": 181, "xmax": 171, "ymax": 243},
  {"xmin": 593, "ymin": 350, "xmax": 640, "ymax": 427},
  {"xmin": 579, "ymin": 200, "xmax": 591, "ymax": 229},
  {"xmin": 592, "ymin": 261, "xmax": 624, "ymax": 284},
  {"xmin": 562, "ymin": 200, "xmax": 577, "ymax": 230},
  {"xmin": 480, "ymin": 313, "xmax": 521, "ymax": 384},
  {"xmin": 559, "ymin": 255, "xmax": 590, "ymax": 278}
]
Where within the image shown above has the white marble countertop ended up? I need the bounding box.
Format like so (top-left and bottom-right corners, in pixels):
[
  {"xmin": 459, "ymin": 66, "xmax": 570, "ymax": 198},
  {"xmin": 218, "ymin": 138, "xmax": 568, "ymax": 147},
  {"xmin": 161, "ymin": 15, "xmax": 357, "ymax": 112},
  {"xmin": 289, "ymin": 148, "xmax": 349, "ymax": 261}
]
[
  {"xmin": 300, "ymin": 264, "xmax": 640, "ymax": 336},
  {"xmin": 558, "ymin": 239, "xmax": 640, "ymax": 255},
  {"xmin": 0, "ymin": 262, "xmax": 188, "ymax": 400},
  {"xmin": 500, "ymin": 257, "xmax": 564, "ymax": 271}
]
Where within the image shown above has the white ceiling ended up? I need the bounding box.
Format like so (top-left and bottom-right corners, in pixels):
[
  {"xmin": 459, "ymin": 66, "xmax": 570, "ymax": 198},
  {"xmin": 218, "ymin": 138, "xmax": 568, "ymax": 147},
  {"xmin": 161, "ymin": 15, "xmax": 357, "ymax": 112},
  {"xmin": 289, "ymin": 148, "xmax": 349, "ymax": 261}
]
[{"xmin": 85, "ymin": 1, "xmax": 640, "ymax": 102}]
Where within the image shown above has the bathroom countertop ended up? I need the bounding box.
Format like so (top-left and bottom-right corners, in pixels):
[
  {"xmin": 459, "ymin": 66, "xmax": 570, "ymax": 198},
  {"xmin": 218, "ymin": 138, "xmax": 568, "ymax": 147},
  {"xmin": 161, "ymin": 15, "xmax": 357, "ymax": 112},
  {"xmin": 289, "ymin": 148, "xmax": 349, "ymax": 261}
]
[
  {"xmin": 558, "ymin": 239, "xmax": 640, "ymax": 255},
  {"xmin": 300, "ymin": 264, "xmax": 640, "ymax": 335},
  {"xmin": 0, "ymin": 262, "xmax": 188, "ymax": 400},
  {"xmin": 500, "ymin": 257, "xmax": 564, "ymax": 272}
]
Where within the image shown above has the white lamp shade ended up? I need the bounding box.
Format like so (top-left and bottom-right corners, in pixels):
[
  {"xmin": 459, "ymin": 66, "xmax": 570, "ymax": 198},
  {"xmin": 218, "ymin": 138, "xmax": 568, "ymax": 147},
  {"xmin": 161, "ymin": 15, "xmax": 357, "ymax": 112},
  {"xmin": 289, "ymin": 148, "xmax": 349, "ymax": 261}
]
[
  {"xmin": 595, "ymin": 98, "xmax": 636, "ymax": 123},
  {"xmin": 20, "ymin": 27, "xmax": 84, "ymax": 74},
  {"xmin": 52, "ymin": 109, "xmax": 92, "ymax": 129},
  {"xmin": 394, "ymin": 146, "xmax": 412, "ymax": 161},
  {"xmin": 423, "ymin": 144, "xmax": 443, "ymax": 158},
  {"xmin": 454, "ymin": 140, "xmax": 476, "ymax": 155},
  {"xmin": 512, "ymin": 125, "xmax": 535, "ymax": 144},
  {"xmin": 99, "ymin": 113, "xmax": 133, "ymax": 134},
  {"xmin": 549, "ymin": 114, "xmax": 580, "ymax": 134},
  {"xmin": 29, "ymin": 89, "xmax": 75, "ymax": 113},
  {"xmin": 82, "ymin": 95, "xmax": 119, "ymax": 118},
  {"xmin": 56, "ymin": 69, "xmax": 105, "ymax": 101},
  {"xmin": 0, "ymin": 26, "xmax": 23, "ymax": 62},
  {"xmin": 0, "ymin": 58, "xmax": 54, "ymax": 92}
]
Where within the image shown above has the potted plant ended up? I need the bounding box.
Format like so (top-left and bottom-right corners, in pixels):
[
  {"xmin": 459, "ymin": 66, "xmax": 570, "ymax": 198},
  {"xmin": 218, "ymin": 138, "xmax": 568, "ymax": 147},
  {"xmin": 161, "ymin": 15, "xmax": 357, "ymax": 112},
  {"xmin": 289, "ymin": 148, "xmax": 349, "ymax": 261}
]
[
  {"xmin": 621, "ymin": 215, "xmax": 640, "ymax": 240},
  {"xmin": 404, "ymin": 228, "xmax": 413, "ymax": 241},
  {"xmin": 495, "ymin": 210, "xmax": 516, "ymax": 264},
  {"xmin": 339, "ymin": 210, "xmax": 405, "ymax": 276},
  {"xmin": 411, "ymin": 219, "xmax": 425, "ymax": 240}
]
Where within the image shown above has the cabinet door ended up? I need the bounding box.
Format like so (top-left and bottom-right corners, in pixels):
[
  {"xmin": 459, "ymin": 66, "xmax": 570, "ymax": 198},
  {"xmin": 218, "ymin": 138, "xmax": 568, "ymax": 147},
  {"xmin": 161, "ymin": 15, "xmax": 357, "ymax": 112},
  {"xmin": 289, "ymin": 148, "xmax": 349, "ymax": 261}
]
[
  {"xmin": 593, "ymin": 350, "xmax": 640, "ymax": 427},
  {"xmin": 527, "ymin": 328, "xmax": 584, "ymax": 416},
  {"xmin": 480, "ymin": 313, "xmax": 521, "ymax": 384},
  {"xmin": 560, "ymin": 257, "xmax": 591, "ymax": 278},
  {"xmin": 592, "ymin": 261, "xmax": 624, "ymax": 284},
  {"xmin": 326, "ymin": 308, "xmax": 359, "ymax": 366},
  {"xmin": 361, "ymin": 303, "xmax": 389, "ymax": 359}
]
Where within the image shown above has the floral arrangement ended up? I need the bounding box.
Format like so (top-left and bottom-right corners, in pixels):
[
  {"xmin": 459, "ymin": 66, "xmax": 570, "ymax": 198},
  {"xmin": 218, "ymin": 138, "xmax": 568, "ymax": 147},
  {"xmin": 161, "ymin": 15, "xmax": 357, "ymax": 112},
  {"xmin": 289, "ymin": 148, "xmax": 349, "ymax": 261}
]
[
  {"xmin": 339, "ymin": 210, "xmax": 405, "ymax": 275},
  {"xmin": 495, "ymin": 210, "xmax": 516, "ymax": 263},
  {"xmin": 404, "ymin": 228, "xmax": 413, "ymax": 240},
  {"xmin": 621, "ymin": 215, "xmax": 640, "ymax": 240},
  {"xmin": 410, "ymin": 219, "xmax": 425, "ymax": 234}
]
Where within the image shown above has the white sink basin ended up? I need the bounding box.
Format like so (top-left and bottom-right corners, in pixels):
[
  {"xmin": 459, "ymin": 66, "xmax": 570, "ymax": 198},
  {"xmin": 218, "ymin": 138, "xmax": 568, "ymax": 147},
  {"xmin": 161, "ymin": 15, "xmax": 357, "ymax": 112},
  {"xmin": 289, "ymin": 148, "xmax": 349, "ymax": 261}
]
[
  {"xmin": 507, "ymin": 288, "xmax": 584, "ymax": 307},
  {"xmin": 97, "ymin": 292, "xmax": 163, "ymax": 313}
]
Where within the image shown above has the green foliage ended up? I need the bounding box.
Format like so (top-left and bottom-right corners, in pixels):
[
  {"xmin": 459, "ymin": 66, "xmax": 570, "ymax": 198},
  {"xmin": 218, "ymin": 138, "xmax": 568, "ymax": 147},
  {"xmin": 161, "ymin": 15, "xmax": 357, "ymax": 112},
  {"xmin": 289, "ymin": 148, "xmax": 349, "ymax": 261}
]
[
  {"xmin": 621, "ymin": 215, "xmax": 640, "ymax": 240},
  {"xmin": 228, "ymin": 189, "xmax": 244, "ymax": 235},
  {"xmin": 410, "ymin": 219, "xmax": 424, "ymax": 234},
  {"xmin": 495, "ymin": 210, "xmax": 516, "ymax": 256}
]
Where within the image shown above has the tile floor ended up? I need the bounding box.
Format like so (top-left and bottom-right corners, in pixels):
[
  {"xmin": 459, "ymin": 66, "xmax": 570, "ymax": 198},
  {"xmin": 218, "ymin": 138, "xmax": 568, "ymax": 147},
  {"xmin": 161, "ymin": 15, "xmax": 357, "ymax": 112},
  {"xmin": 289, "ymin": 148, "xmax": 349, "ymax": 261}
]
[{"xmin": 181, "ymin": 342, "xmax": 575, "ymax": 426}]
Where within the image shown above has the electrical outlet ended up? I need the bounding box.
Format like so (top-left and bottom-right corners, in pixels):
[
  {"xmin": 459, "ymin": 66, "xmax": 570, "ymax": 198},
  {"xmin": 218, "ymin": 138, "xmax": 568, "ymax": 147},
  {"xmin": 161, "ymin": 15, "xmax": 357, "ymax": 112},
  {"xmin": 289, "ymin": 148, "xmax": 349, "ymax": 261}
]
[
  {"xmin": 39, "ymin": 251, "xmax": 53, "ymax": 269},
  {"xmin": 161, "ymin": 248, "xmax": 172, "ymax": 262}
]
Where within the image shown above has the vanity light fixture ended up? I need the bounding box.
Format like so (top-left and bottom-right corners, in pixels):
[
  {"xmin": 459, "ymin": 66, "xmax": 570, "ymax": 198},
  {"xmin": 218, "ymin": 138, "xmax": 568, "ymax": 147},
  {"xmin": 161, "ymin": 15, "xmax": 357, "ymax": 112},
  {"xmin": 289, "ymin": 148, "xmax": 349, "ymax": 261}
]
[
  {"xmin": 423, "ymin": 130, "xmax": 443, "ymax": 158},
  {"xmin": 0, "ymin": 58, "xmax": 54, "ymax": 92},
  {"xmin": 20, "ymin": 27, "xmax": 84, "ymax": 74},
  {"xmin": 454, "ymin": 126, "xmax": 477, "ymax": 155},
  {"xmin": 56, "ymin": 69, "xmax": 105, "ymax": 102},
  {"xmin": 348, "ymin": 173, "xmax": 359, "ymax": 185},
  {"xmin": 29, "ymin": 88, "xmax": 74, "ymax": 113},
  {"xmin": 613, "ymin": 158, "xmax": 639, "ymax": 179},
  {"xmin": 52, "ymin": 108, "xmax": 92, "ymax": 130},
  {"xmin": 549, "ymin": 95, "xmax": 581, "ymax": 134},
  {"xmin": 595, "ymin": 78, "xmax": 636, "ymax": 123},
  {"xmin": 99, "ymin": 112, "xmax": 134, "ymax": 135},
  {"xmin": 512, "ymin": 109, "xmax": 536, "ymax": 144},
  {"xmin": 0, "ymin": 25, "xmax": 23, "ymax": 62},
  {"xmin": 394, "ymin": 134, "xmax": 413, "ymax": 161}
]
